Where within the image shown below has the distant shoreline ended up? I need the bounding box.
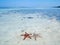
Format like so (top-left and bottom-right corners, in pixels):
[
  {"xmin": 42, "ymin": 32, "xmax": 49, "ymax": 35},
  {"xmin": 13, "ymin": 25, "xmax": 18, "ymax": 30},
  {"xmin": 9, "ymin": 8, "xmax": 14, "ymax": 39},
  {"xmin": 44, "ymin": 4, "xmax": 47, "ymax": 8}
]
[{"xmin": 0, "ymin": 7, "xmax": 60, "ymax": 9}]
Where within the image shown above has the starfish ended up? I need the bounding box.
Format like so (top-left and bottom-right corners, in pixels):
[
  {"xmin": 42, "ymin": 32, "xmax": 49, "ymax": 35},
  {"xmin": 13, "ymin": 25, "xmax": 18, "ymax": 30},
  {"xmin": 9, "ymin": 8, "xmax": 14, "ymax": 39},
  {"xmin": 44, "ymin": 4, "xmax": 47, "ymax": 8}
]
[
  {"xmin": 32, "ymin": 33, "xmax": 42, "ymax": 40},
  {"xmin": 21, "ymin": 32, "xmax": 32, "ymax": 40}
]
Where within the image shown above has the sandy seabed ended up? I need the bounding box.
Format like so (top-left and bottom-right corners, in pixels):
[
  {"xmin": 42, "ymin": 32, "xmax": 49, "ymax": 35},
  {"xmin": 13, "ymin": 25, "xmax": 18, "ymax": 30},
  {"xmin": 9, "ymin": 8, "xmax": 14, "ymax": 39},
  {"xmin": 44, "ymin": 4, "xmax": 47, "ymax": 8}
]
[{"xmin": 0, "ymin": 10, "xmax": 60, "ymax": 45}]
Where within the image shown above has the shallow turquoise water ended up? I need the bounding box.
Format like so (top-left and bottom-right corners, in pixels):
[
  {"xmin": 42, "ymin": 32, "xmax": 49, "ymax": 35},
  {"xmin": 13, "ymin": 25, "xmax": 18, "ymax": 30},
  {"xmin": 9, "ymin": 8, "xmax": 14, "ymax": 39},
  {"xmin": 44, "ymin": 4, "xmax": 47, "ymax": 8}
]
[{"xmin": 0, "ymin": 8, "xmax": 60, "ymax": 45}]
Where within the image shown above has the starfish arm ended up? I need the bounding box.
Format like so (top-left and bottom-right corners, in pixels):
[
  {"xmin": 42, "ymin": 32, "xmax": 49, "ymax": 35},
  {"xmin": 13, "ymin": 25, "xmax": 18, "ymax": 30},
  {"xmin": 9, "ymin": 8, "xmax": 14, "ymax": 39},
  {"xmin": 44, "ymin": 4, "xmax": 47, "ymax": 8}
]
[
  {"xmin": 29, "ymin": 33, "xmax": 32, "ymax": 35},
  {"xmin": 20, "ymin": 34, "xmax": 24, "ymax": 36},
  {"xmin": 23, "ymin": 37, "xmax": 27, "ymax": 40},
  {"xmin": 35, "ymin": 37, "xmax": 36, "ymax": 40},
  {"xmin": 33, "ymin": 36, "xmax": 37, "ymax": 40},
  {"xmin": 28, "ymin": 36, "xmax": 31, "ymax": 39},
  {"xmin": 38, "ymin": 35, "xmax": 42, "ymax": 38}
]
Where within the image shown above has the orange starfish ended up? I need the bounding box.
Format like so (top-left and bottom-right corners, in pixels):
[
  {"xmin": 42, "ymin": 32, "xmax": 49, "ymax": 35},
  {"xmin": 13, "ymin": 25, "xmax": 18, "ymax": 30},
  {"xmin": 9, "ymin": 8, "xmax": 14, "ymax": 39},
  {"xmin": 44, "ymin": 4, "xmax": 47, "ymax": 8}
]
[{"xmin": 21, "ymin": 32, "xmax": 32, "ymax": 40}]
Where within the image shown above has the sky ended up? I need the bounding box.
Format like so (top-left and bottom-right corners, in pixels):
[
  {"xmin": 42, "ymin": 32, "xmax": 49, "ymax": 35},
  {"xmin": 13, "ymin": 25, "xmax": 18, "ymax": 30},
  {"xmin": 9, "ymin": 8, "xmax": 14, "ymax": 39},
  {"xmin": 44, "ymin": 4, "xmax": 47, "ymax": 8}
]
[{"xmin": 0, "ymin": 0, "xmax": 60, "ymax": 8}]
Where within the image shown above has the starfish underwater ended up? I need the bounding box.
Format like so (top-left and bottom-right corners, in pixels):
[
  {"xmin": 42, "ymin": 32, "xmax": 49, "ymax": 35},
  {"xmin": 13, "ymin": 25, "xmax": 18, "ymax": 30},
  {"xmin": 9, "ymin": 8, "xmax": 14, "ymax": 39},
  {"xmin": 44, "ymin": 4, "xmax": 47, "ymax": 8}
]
[{"xmin": 21, "ymin": 32, "xmax": 32, "ymax": 40}]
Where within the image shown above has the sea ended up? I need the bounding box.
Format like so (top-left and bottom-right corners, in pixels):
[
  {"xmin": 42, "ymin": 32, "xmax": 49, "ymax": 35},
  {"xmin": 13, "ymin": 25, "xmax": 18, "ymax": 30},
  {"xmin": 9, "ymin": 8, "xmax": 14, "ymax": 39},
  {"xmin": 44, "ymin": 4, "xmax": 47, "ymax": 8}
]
[{"xmin": 0, "ymin": 8, "xmax": 60, "ymax": 45}]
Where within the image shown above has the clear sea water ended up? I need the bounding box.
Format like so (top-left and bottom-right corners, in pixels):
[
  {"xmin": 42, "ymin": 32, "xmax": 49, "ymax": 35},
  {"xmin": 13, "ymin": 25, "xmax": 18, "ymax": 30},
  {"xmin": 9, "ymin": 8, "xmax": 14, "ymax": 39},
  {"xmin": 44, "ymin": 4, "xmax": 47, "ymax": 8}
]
[
  {"xmin": 0, "ymin": 8, "xmax": 60, "ymax": 21},
  {"xmin": 0, "ymin": 8, "xmax": 60, "ymax": 45}
]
